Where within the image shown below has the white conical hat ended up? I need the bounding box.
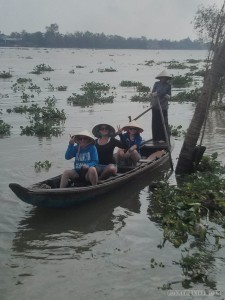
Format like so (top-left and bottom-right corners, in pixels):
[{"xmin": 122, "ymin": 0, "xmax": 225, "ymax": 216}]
[
  {"xmin": 74, "ymin": 130, "xmax": 95, "ymax": 144},
  {"xmin": 122, "ymin": 120, "xmax": 143, "ymax": 132},
  {"xmin": 155, "ymin": 70, "xmax": 172, "ymax": 79},
  {"xmin": 92, "ymin": 123, "xmax": 115, "ymax": 138}
]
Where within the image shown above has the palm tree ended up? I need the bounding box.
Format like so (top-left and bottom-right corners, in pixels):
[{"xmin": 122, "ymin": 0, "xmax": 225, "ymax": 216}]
[{"xmin": 176, "ymin": 1, "xmax": 225, "ymax": 174}]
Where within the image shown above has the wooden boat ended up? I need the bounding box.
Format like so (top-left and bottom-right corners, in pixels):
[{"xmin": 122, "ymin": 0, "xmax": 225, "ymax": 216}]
[{"xmin": 9, "ymin": 140, "xmax": 173, "ymax": 208}]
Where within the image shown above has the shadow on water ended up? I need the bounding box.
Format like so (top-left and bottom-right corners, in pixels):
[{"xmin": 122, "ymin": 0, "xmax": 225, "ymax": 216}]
[{"xmin": 11, "ymin": 165, "xmax": 171, "ymax": 260}]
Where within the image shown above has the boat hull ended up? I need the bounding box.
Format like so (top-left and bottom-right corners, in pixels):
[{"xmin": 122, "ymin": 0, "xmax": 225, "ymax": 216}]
[{"xmin": 9, "ymin": 152, "xmax": 170, "ymax": 208}]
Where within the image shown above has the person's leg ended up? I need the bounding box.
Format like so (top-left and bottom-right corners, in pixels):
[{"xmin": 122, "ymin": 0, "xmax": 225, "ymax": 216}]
[
  {"xmin": 129, "ymin": 150, "xmax": 140, "ymax": 165},
  {"xmin": 115, "ymin": 148, "xmax": 125, "ymax": 164},
  {"xmin": 85, "ymin": 166, "xmax": 98, "ymax": 185},
  {"xmin": 99, "ymin": 164, "xmax": 117, "ymax": 180},
  {"xmin": 60, "ymin": 169, "xmax": 78, "ymax": 188}
]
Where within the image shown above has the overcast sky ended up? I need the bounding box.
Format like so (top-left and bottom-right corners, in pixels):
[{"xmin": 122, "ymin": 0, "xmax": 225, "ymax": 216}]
[{"xmin": 0, "ymin": 0, "xmax": 224, "ymax": 40}]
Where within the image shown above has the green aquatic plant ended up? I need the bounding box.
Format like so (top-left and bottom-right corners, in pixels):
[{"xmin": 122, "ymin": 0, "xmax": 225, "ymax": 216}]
[
  {"xmin": 57, "ymin": 85, "xmax": 67, "ymax": 91},
  {"xmin": 130, "ymin": 92, "xmax": 151, "ymax": 102},
  {"xmin": 144, "ymin": 60, "xmax": 155, "ymax": 66},
  {"xmin": 67, "ymin": 82, "xmax": 115, "ymax": 107},
  {"xmin": 0, "ymin": 120, "xmax": 12, "ymax": 136},
  {"xmin": 98, "ymin": 67, "xmax": 117, "ymax": 72},
  {"xmin": 169, "ymin": 125, "xmax": 186, "ymax": 137},
  {"xmin": 0, "ymin": 70, "xmax": 12, "ymax": 78},
  {"xmin": 137, "ymin": 85, "xmax": 150, "ymax": 93},
  {"xmin": 167, "ymin": 62, "xmax": 189, "ymax": 69},
  {"xmin": 149, "ymin": 154, "xmax": 225, "ymax": 249},
  {"xmin": 186, "ymin": 59, "xmax": 203, "ymax": 64},
  {"xmin": 171, "ymin": 88, "xmax": 202, "ymax": 103},
  {"xmin": 171, "ymin": 75, "xmax": 193, "ymax": 88},
  {"xmin": 17, "ymin": 77, "xmax": 32, "ymax": 84},
  {"xmin": 20, "ymin": 122, "xmax": 64, "ymax": 137},
  {"xmin": 14, "ymin": 96, "xmax": 66, "ymax": 137},
  {"xmin": 120, "ymin": 80, "xmax": 142, "ymax": 87},
  {"xmin": 30, "ymin": 64, "xmax": 54, "ymax": 74},
  {"xmin": 34, "ymin": 160, "xmax": 52, "ymax": 171}
]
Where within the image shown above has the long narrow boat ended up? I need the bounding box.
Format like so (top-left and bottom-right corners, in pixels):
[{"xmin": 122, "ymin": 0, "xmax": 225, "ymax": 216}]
[{"xmin": 9, "ymin": 140, "xmax": 173, "ymax": 208}]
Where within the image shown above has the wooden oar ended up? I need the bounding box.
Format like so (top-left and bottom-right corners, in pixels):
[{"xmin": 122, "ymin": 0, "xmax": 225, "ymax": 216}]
[
  {"xmin": 155, "ymin": 96, "xmax": 173, "ymax": 171},
  {"xmin": 128, "ymin": 106, "xmax": 152, "ymax": 122}
]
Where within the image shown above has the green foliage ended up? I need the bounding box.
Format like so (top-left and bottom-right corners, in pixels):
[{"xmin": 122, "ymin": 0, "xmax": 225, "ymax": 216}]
[
  {"xmin": 17, "ymin": 77, "xmax": 32, "ymax": 84},
  {"xmin": 136, "ymin": 85, "xmax": 150, "ymax": 93},
  {"xmin": 17, "ymin": 96, "xmax": 66, "ymax": 137},
  {"xmin": 57, "ymin": 85, "xmax": 67, "ymax": 91},
  {"xmin": 30, "ymin": 64, "xmax": 54, "ymax": 74},
  {"xmin": 0, "ymin": 120, "xmax": 12, "ymax": 136},
  {"xmin": 130, "ymin": 92, "xmax": 151, "ymax": 102},
  {"xmin": 67, "ymin": 82, "xmax": 115, "ymax": 107},
  {"xmin": 98, "ymin": 67, "xmax": 117, "ymax": 72},
  {"xmin": 34, "ymin": 160, "xmax": 52, "ymax": 172},
  {"xmin": 171, "ymin": 75, "xmax": 193, "ymax": 88},
  {"xmin": 169, "ymin": 125, "xmax": 186, "ymax": 137},
  {"xmin": 120, "ymin": 80, "xmax": 142, "ymax": 87},
  {"xmin": 167, "ymin": 62, "xmax": 189, "ymax": 69},
  {"xmin": 171, "ymin": 88, "xmax": 202, "ymax": 103},
  {"xmin": 144, "ymin": 60, "xmax": 155, "ymax": 66},
  {"xmin": 0, "ymin": 71, "xmax": 12, "ymax": 78},
  {"xmin": 186, "ymin": 59, "xmax": 203, "ymax": 64},
  {"xmin": 149, "ymin": 154, "xmax": 225, "ymax": 249}
]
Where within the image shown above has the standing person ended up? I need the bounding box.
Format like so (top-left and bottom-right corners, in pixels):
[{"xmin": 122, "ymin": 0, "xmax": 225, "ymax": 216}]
[
  {"xmin": 92, "ymin": 123, "xmax": 125, "ymax": 180},
  {"xmin": 60, "ymin": 130, "xmax": 98, "ymax": 188},
  {"xmin": 116, "ymin": 120, "xmax": 143, "ymax": 166},
  {"xmin": 151, "ymin": 70, "xmax": 172, "ymax": 142}
]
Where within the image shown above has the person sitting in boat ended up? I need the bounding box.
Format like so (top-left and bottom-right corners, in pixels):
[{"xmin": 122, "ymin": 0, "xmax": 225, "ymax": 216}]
[
  {"xmin": 116, "ymin": 120, "xmax": 143, "ymax": 166},
  {"xmin": 92, "ymin": 123, "xmax": 125, "ymax": 180},
  {"xmin": 60, "ymin": 130, "xmax": 98, "ymax": 188}
]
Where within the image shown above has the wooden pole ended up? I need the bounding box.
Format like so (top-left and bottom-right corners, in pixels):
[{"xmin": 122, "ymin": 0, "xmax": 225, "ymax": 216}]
[{"xmin": 155, "ymin": 96, "xmax": 173, "ymax": 171}]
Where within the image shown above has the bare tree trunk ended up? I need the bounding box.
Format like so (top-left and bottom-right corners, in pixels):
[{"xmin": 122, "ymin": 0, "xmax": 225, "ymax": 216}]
[{"xmin": 175, "ymin": 40, "xmax": 225, "ymax": 174}]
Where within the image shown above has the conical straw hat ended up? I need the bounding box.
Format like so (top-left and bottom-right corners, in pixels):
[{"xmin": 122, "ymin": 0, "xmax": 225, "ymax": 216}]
[
  {"xmin": 74, "ymin": 130, "xmax": 95, "ymax": 144},
  {"xmin": 122, "ymin": 120, "xmax": 143, "ymax": 133},
  {"xmin": 155, "ymin": 70, "xmax": 172, "ymax": 79},
  {"xmin": 92, "ymin": 123, "xmax": 115, "ymax": 138}
]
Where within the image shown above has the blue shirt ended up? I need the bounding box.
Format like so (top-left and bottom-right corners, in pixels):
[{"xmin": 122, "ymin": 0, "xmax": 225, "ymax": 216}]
[
  {"xmin": 119, "ymin": 133, "xmax": 142, "ymax": 153},
  {"xmin": 65, "ymin": 144, "xmax": 98, "ymax": 170}
]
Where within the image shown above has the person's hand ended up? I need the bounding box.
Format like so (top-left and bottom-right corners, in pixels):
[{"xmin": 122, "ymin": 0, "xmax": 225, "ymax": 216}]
[
  {"xmin": 116, "ymin": 125, "xmax": 123, "ymax": 135},
  {"xmin": 164, "ymin": 94, "xmax": 171, "ymax": 100},
  {"xmin": 152, "ymin": 92, "xmax": 157, "ymax": 97},
  {"xmin": 69, "ymin": 134, "xmax": 75, "ymax": 145}
]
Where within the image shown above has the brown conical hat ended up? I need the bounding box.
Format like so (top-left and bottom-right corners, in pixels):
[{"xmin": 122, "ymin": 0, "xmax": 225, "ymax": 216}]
[
  {"xmin": 155, "ymin": 70, "xmax": 172, "ymax": 79},
  {"xmin": 74, "ymin": 130, "xmax": 95, "ymax": 144},
  {"xmin": 92, "ymin": 123, "xmax": 115, "ymax": 138},
  {"xmin": 121, "ymin": 120, "xmax": 143, "ymax": 133}
]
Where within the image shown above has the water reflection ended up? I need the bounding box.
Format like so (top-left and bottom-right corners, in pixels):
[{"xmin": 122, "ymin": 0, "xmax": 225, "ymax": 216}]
[
  {"xmin": 12, "ymin": 180, "xmax": 143, "ymax": 260},
  {"xmin": 12, "ymin": 166, "xmax": 170, "ymax": 261}
]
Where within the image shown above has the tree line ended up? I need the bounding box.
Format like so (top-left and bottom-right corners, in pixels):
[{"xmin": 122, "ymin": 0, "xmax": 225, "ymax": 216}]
[{"xmin": 0, "ymin": 23, "xmax": 207, "ymax": 50}]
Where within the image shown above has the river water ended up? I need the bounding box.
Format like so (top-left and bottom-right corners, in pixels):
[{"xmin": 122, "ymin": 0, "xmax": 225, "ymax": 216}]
[{"xmin": 1, "ymin": 48, "xmax": 225, "ymax": 299}]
